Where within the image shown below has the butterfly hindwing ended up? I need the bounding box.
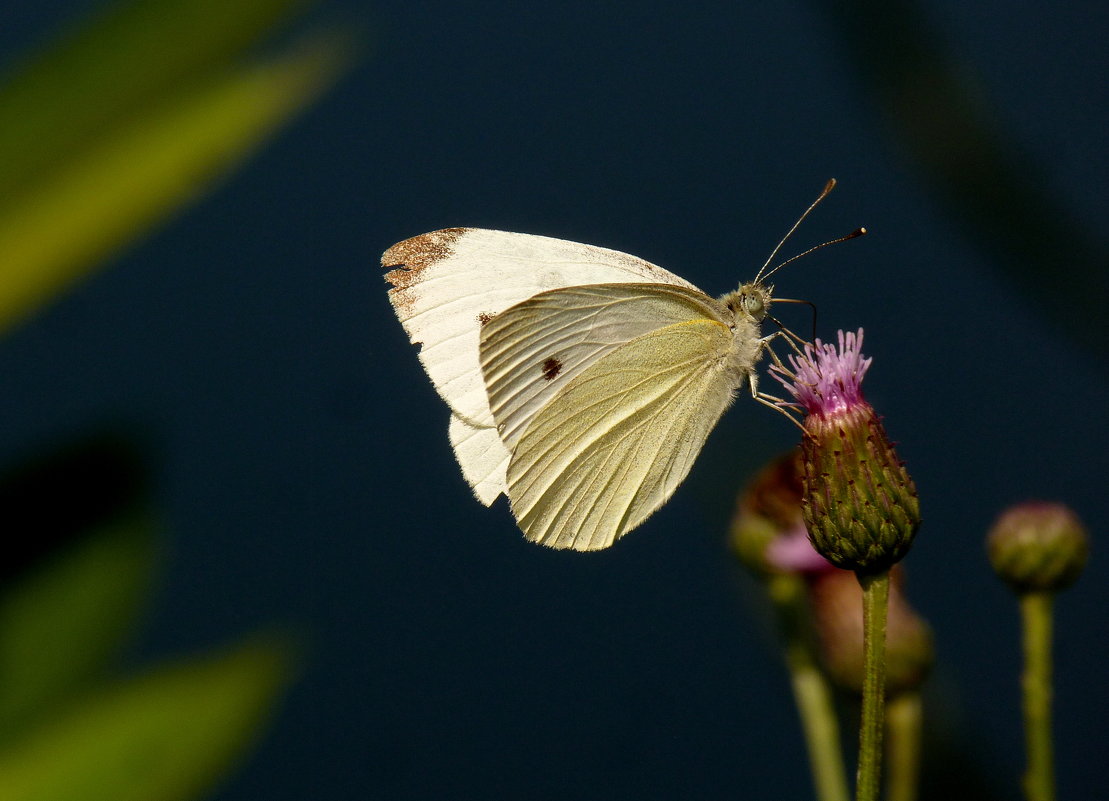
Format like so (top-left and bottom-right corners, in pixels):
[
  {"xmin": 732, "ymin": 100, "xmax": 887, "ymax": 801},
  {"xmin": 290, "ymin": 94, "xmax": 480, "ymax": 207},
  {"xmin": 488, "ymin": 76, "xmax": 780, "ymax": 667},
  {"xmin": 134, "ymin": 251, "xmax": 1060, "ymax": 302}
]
[
  {"xmin": 506, "ymin": 317, "xmax": 743, "ymax": 551},
  {"xmin": 480, "ymin": 283, "xmax": 730, "ymax": 449}
]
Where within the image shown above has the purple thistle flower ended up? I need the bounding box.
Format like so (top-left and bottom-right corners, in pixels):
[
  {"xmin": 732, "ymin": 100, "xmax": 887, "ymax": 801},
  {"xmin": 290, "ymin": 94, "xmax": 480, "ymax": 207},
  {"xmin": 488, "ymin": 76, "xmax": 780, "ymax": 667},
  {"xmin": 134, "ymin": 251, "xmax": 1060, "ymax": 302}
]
[
  {"xmin": 772, "ymin": 330, "xmax": 873, "ymax": 419},
  {"xmin": 771, "ymin": 329, "xmax": 920, "ymax": 574}
]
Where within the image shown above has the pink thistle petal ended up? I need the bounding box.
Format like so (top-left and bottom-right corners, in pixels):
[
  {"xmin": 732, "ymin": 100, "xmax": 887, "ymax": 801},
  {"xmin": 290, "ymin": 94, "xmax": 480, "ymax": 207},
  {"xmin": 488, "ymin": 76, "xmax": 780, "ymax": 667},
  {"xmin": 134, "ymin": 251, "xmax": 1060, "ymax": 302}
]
[
  {"xmin": 766, "ymin": 525, "xmax": 837, "ymax": 574},
  {"xmin": 771, "ymin": 329, "xmax": 872, "ymax": 418}
]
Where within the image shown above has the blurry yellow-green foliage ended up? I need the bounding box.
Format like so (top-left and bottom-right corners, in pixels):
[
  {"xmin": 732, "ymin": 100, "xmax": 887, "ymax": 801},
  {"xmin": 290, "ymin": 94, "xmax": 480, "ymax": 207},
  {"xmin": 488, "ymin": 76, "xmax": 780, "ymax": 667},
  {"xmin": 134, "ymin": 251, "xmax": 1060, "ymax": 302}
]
[
  {"xmin": 0, "ymin": 434, "xmax": 296, "ymax": 801},
  {"xmin": 0, "ymin": 0, "xmax": 350, "ymax": 798},
  {"xmin": 0, "ymin": 0, "xmax": 349, "ymax": 334}
]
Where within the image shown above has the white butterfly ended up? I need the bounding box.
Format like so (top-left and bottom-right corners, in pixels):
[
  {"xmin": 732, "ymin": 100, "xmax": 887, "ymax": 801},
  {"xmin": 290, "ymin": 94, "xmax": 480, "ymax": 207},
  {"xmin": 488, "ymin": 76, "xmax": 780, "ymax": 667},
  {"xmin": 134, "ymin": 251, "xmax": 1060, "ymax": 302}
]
[{"xmin": 384, "ymin": 182, "xmax": 854, "ymax": 551}]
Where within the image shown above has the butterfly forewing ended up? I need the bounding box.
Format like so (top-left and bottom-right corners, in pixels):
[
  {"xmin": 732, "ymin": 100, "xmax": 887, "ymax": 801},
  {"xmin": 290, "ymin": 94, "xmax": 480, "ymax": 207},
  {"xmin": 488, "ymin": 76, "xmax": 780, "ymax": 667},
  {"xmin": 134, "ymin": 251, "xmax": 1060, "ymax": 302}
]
[
  {"xmin": 480, "ymin": 283, "xmax": 730, "ymax": 449},
  {"xmin": 384, "ymin": 229, "xmax": 700, "ymax": 429},
  {"xmin": 384, "ymin": 229, "xmax": 703, "ymax": 506},
  {"xmin": 506, "ymin": 318, "xmax": 742, "ymax": 551}
]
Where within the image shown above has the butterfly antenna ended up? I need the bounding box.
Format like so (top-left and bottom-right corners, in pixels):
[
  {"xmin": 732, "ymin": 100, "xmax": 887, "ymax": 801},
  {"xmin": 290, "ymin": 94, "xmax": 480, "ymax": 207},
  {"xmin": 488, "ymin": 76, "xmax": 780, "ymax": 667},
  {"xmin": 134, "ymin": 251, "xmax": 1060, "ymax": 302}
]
[
  {"xmin": 754, "ymin": 178, "xmax": 838, "ymax": 285},
  {"xmin": 758, "ymin": 227, "xmax": 867, "ymax": 285}
]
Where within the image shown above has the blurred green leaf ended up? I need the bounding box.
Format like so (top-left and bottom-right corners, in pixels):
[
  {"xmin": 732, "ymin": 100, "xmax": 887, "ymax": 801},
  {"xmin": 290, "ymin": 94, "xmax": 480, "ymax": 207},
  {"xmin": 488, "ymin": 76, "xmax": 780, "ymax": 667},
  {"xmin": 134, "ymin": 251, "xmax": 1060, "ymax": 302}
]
[
  {"xmin": 0, "ymin": 0, "xmax": 353, "ymax": 334},
  {"xmin": 0, "ymin": 33, "xmax": 349, "ymax": 333},
  {"xmin": 0, "ymin": 637, "xmax": 293, "ymax": 801},
  {"xmin": 0, "ymin": 0, "xmax": 308, "ymax": 201},
  {"xmin": 0, "ymin": 431, "xmax": 156, "ymax": 739},
  {"xmin": 0, "ymin": 514, "xmax": 158, "ymax": 741}
]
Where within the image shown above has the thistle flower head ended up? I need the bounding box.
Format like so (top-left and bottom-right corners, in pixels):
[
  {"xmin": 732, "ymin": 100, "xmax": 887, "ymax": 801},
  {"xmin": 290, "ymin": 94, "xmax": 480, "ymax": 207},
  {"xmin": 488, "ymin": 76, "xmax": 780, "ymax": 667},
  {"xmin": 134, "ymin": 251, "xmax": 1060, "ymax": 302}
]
[
  {"xmin": 771, "ymin": 329, "xmax": 920, "ymax": 574},
  {"xmin": 988, "ymin": 501, "xmax": 1089, "ymax": 593},
  {"xmin": 774, "ymin": 329, "xmax": 872, "ymax": 420}
]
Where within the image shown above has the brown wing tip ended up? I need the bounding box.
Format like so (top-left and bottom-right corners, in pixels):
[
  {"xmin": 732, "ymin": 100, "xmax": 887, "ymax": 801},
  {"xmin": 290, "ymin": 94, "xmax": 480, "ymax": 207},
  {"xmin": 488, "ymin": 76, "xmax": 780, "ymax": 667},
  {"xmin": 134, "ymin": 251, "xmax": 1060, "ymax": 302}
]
[{"xmin": 381, "ymin": 227, "xmax": 470, "ymax": 276}]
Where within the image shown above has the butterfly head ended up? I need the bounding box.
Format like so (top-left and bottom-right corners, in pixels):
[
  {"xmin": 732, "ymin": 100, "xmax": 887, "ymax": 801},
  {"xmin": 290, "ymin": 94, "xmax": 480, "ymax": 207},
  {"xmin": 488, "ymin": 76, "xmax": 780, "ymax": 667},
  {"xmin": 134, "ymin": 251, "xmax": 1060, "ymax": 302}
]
[{"xmin": 722, "ymin": 282, "xmax": 772, "ymax": 323}]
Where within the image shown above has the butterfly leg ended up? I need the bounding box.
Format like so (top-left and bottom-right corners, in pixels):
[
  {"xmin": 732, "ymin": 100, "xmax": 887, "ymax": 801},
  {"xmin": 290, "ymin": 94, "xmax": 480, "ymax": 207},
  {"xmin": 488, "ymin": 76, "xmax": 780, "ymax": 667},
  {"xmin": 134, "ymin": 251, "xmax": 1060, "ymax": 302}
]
[
  {"xmin": 752, "ymin": 387, "xmax": 803, "ymax": 429},
  {"xmin": 757, "ymin": 334, "xmax": 822, "ymax": 408},
  {"xmin": 755, "ymin": 330, "xmax": 800, "ymax": 381},
  {"xmin": 748, "ymin": 333, "xmax": 804, "ymax": 429},
  {"xmin": 755, "ymin": 382, "xmax": 808, "ymax": 429},
  {"xmin": 764, "ymin": 316, "xmax": 808, "ymax": 356}
]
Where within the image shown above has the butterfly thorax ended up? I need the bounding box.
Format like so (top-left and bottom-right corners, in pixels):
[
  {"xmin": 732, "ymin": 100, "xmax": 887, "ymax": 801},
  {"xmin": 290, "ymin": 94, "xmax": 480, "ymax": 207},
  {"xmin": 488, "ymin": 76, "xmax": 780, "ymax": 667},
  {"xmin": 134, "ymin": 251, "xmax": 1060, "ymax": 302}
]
[{"xmin": 714, "ymin": 281, "xmax": 770, "ymax": 383}]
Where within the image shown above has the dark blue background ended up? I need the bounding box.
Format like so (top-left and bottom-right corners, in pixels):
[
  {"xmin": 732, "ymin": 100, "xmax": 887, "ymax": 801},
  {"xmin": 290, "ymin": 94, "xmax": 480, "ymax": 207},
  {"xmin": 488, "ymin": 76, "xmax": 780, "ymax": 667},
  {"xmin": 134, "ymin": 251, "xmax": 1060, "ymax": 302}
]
[{"xmin": 1, "ymin": 1, "xmax": 1105, "ymax": 799}]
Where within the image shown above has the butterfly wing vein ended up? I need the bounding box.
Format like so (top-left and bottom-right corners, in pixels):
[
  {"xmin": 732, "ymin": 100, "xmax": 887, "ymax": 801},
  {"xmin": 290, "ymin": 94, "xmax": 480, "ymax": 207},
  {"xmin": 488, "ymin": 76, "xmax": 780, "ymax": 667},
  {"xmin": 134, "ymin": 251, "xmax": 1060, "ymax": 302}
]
[{"xmin": 507, "ymin": 318, "xmax": 741, "ymax": 551}]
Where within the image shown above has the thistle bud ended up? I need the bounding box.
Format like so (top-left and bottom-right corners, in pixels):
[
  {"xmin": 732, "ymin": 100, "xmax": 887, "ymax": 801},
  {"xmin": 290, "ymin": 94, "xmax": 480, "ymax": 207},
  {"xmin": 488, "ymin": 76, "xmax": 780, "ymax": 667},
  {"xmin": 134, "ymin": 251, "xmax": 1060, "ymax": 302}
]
[
  {"xmin": 987, "ymin": 501, "xmax": 1089, "ymax": 593},
  {"xmin": 730, "ymin": 450, "xmax": 833, "ymax": 576},
  {"xmin": 771, "ymin": 330, "xmax": 920, "ymax": 574}
]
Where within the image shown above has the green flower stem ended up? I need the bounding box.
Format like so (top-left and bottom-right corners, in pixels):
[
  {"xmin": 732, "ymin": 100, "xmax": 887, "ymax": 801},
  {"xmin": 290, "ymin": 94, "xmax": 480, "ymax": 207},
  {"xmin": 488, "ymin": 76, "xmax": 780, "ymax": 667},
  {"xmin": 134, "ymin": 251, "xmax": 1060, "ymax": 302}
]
[
  {"xmin": 856, "ymin": 570, "xmax": 890, "ymax": 801},
  {"xmin": 884, "ymin": 691, "xmax": 922, "ymax": 801},
  {"xmin": 768, "ymin": 574, "xmax": 850, "ymax": 801},
  {"xmin": 1020, "ymin": 591, "xmax": 1055, "ymax": 801}
]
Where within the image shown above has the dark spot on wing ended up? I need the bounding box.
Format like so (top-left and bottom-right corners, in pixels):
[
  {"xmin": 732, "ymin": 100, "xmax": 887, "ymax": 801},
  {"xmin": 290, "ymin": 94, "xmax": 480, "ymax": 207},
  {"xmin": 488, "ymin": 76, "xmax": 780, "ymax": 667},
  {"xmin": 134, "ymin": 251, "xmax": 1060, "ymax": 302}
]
[
  {"xmin": 477, "ymin": 312, "xmax": 495, "ymax": 327},
  {"xmin": 541, "ymin": 357, "xmax": 563, "ymax": 381}
]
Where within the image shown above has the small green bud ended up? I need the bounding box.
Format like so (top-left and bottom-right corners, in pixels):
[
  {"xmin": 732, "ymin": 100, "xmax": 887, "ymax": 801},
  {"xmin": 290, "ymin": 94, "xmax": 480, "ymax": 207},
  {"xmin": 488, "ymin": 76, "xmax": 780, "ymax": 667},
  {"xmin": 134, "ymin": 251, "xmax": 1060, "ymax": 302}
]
[{"xmin": 987, "ymin": 502, "xmax": 1089, "ymax": 593}]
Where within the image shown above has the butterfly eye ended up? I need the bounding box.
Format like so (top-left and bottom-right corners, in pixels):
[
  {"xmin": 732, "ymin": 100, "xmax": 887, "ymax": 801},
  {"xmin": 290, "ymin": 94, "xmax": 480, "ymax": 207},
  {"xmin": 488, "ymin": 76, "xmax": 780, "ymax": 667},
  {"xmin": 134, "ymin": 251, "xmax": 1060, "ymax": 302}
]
[{"xmin": 743, "ymin": 293, "xmax": 765, "ymax": 318}]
